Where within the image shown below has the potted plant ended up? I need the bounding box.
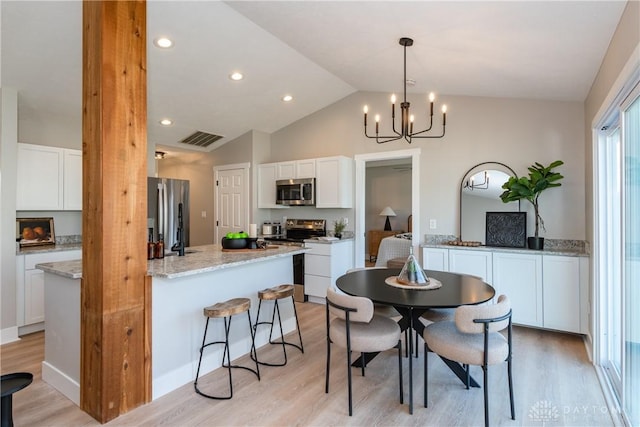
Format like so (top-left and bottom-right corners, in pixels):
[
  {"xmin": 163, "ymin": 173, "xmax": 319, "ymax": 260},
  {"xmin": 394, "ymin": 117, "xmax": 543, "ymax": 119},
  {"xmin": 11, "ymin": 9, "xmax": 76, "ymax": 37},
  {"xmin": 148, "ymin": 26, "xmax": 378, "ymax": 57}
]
[
  {"xmin": 333, "ymin": 219, "xmax": 346, "ymax": 239},
  {"xmin": 499, "ymin": 160, "xmax": 564, "ymax": 250}
]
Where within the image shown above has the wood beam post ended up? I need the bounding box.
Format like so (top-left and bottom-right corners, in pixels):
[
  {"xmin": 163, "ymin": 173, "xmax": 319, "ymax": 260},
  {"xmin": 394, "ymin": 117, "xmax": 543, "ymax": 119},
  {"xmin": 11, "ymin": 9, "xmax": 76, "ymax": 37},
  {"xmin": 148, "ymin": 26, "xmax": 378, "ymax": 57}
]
[{"xmin": 81, "ymin": 1, "xmax": 150, "ymax": 422}]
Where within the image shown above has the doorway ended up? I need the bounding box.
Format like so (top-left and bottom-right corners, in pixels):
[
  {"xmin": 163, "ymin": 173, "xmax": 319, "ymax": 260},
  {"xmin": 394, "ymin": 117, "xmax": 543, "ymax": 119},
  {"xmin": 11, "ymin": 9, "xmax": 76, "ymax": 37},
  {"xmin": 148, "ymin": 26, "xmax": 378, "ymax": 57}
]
[
  {"xmin": 354, "ymin": 148, "xmax": 421, "ymax": 268},
  {"xmin": 213, "ymin": 162, "xmax": 250, "ymax": 243}
]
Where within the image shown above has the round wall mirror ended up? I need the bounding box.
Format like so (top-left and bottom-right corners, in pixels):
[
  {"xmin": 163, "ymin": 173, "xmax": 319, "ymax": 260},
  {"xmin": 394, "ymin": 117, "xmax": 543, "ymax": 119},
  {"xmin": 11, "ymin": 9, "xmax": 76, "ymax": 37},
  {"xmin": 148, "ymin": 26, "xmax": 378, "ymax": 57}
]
[{"xmin": 459, "ymin": 162, "xmax": 520, "ymax": 243}]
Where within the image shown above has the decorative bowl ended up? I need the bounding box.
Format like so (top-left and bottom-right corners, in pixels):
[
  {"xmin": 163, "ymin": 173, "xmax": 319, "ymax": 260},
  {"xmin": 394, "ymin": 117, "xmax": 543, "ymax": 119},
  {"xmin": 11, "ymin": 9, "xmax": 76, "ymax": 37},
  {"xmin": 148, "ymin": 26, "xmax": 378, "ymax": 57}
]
[{"xmin": 221, "ymin": 237, "xmax": 247, "ymax": 249}]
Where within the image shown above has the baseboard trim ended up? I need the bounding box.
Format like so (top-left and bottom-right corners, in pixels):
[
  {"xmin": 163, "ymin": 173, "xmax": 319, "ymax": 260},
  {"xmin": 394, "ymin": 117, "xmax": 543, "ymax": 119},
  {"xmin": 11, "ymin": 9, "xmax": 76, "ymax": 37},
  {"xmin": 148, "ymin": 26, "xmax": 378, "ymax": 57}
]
[
  {"xmin": 0, "ymin": 327, "xmax": 19, "ymax": 345},
  {"xmin": 42, "ymin": 361, "xmax": 80, "ymax": 406}
]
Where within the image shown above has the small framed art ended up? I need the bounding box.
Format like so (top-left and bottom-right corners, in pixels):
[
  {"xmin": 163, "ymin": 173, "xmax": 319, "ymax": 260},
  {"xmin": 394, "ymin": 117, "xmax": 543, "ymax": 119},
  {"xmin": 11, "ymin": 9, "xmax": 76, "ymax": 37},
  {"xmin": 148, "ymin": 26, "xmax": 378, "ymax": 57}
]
[
  {"xmin": 16, "ymin": 217, "xmax": 55, "ymax": 247},
  {"xmin": 485, "ymin": 212, "xmax": 526, "ymax": 248}
]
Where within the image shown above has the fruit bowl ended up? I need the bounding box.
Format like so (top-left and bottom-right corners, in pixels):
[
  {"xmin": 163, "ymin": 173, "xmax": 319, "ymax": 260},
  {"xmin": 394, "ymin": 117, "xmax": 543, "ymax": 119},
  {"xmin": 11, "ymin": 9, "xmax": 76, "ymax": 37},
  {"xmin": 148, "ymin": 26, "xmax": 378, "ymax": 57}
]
[{"xmin": 221, "ymin": 237, "xmax": 247, "ymax": 249}]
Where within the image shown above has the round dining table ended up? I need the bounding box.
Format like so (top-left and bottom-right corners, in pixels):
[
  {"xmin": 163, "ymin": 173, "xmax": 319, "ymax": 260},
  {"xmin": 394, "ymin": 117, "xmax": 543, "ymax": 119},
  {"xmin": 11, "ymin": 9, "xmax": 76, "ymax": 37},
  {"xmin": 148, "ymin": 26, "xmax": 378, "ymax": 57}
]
[{"xmin": 335, "ymin": 267, "xmax": 495, "ymax": 414}]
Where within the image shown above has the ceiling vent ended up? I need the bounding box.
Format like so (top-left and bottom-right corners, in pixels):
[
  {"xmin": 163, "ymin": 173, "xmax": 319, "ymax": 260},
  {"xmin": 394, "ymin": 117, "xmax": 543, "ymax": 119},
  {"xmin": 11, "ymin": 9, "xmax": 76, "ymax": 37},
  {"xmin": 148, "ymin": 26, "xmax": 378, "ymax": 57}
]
[{"xmin": 179, "ymin": 131, "xmax": 223, "ymax": 148}]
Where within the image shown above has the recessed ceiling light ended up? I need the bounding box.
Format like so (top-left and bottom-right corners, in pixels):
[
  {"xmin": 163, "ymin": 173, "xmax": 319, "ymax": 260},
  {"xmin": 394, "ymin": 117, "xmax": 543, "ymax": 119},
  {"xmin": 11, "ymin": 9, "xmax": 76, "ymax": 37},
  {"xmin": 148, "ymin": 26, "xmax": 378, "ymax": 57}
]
[
  {"xmin": 154, "ymin": 151, "xmax": 166, "ymax": 160},
  {"xmin": 282, "ymin": 95, "xmax": 293, "ymax": 102},
  {"xmin": 153, "ymin": 37, "xmax": 173, "ymax": 49},
  {"xmin": 229, "ymin": 72, "xmax": 244, "ymax": 81},
  {"xmin": 159, "ymin": 118, "xmax": 173, "ymax": 126}
]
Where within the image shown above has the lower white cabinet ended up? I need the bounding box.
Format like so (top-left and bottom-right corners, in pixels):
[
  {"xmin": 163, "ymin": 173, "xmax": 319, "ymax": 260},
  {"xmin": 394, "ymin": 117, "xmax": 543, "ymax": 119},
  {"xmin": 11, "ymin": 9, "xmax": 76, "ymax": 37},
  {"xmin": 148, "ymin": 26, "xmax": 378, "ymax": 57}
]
[
  {"xmin": 304, "ymin": 240, "xmax": 354, "ymax": 303},
  {"xmin": 448, "ymin": 249, "xmax": 493, "ymax": 283},
  {"xmin": 420, "ymin": 245, "xmax": 589, "ymax": 334},
  {"xmin": 16, "ymin": 249, "xmax": 81, "ymax": 330},
  {"xmin": 542, "ymin": 255, "xmax": 588, "ymax": 334},
  {"xmin": 422, "ymin": 248, "xmax": 449, "ymax": 271},
  {"xmin": 493, "ymin": 252, "xmax": 543, "ymax": 327}
]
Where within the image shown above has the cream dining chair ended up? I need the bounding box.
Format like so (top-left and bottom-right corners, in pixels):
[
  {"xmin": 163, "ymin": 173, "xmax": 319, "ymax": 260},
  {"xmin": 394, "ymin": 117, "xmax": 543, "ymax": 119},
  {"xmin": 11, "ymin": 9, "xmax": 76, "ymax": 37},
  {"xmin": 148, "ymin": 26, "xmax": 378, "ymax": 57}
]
[
  {"xmin": 325, "ymin": 288, "xmax": 403, "ymax": 416},
  {"xmin": 423, "ymin": 295, "xmax": 514, "ymax": 427}
]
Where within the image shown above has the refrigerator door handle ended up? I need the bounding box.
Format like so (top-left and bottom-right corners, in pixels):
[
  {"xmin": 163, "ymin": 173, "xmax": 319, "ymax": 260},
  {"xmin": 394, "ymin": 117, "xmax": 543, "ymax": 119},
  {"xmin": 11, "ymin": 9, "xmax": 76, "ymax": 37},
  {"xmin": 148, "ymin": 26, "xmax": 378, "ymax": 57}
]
[{"xmin": 158, "ymin": 182, "xmax": 165, "ymax": 239}]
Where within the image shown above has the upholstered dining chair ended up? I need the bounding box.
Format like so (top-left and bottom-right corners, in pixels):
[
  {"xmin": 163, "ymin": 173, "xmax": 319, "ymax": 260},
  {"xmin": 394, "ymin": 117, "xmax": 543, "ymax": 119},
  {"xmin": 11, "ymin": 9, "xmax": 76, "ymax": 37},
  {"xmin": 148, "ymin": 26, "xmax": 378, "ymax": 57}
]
[
  {"xmin": 325, "ymin": 288, "xmax": 403, "ymax": 416},
  {"xmin": 423, "ymin": 295, "xmax": 514, "ymax": 427}
]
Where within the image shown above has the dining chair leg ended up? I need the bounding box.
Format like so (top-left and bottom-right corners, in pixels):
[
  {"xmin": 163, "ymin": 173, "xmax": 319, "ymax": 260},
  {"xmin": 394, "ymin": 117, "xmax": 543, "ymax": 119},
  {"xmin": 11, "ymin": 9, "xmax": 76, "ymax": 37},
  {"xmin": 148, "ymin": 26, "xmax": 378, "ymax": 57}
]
[
  {"xmin": 508, "ymin": 356, "xmax": 515, "ymax": 419},
  {"xmin": 397, "ymin": 340, "xmax": 404, "ymax": 405},
  {"xmin": 325, "ymin": 340, "xmax": 331, "ymax": 394},
  {"xmin": 423, "ymin": 342, "xmax": 428, "ymax": 408},
  {"xmin": 361, "ymin": 352, "xmax": 365, "ymax": 377},
  {"xmin": 465, "ymin": 364, "xmax": 470, "ymax": 390},
  {"xmin": 483, "ymin": 364, "xmax": 489, "ymax": 427},
  {"xmin": 347, "ymin": 346, "xmax": 353, "ymax": 416}
]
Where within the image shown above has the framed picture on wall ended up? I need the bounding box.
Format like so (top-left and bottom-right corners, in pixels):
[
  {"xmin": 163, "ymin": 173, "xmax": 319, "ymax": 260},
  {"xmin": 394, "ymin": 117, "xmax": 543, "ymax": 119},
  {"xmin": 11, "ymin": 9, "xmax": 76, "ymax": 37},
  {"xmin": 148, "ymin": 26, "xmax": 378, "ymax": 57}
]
[
  {"xmin": 16, "ymin": 217, "xmax": 55, "ymax": 247},
  {"xmin": 485, "ymin": 212, "xmax": 526, "ymax": 248}
]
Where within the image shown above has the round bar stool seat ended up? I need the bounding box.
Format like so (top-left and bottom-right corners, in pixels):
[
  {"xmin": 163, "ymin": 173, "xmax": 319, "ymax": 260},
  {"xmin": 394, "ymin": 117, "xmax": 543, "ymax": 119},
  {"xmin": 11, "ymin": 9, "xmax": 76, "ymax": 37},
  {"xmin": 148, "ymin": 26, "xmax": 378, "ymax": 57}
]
[
  {"xmin": 253, "ymin": 284, "xmax": 304, "ymax": 367},
  {"xmin": 1, "ymin": 372, "xmax": 33, "ymax": 427},
  {"xmin": 194, "ymin": 297, "xmax": 260, "ymax": 400}
]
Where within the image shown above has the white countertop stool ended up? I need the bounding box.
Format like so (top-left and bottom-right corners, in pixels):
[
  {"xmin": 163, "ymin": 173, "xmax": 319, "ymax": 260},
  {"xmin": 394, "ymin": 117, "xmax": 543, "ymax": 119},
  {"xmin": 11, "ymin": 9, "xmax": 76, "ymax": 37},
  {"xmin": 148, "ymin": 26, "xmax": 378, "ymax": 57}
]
[
  {"xmin": 252, "ymin": 284, "xmax": 304, "ymax": 367},
  {"xmin": 194, "ymin": 297, "xmax": 260, "ymax": 399}
]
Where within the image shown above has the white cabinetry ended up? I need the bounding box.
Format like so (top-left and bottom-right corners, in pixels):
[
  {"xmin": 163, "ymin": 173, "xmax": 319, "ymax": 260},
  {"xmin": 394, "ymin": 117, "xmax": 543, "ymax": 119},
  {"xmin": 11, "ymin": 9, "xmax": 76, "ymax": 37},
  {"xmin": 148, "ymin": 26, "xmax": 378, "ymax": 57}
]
[
  {"xmin": 420, "ymin": 245, "xmax": 589, "ymax": 334},
  {"xmin": 258, "ymin": 163, "xmax": 287, "ymax": 209},
  {"xmin": 63, "ymin": 149, "xmax": 82, "ymax": 210},
  {"xmin": 16, "ymin": 143, "xmax": 82, "ymax": 211},
  {"xmin": 493, "ymin": 252, "xmax": 543, "ymax": 327},
  {"xmin": 448, "ymin": 249, "xmax": 493, "ymax": 283},
  {"xmin": 276, "ymin": 159, "xmax": 315, "ymax": 179},
  {"xmin": 304, "ymin": 240, "xmax": 354, "ymax": 304},
  {"xmin": 542, "ymin": 255, "xmax": 588, "ymax": 334},
  {"xmin": 315, "ymin": 156, "xmax": 353, "ymax": 208},
  {"xmin": 16, "ymin": 249, "xmax": 81, "ymax": 332},
  {"xmin": 422, "ymin": 247, "xmax": 449, "ymax": 271}
]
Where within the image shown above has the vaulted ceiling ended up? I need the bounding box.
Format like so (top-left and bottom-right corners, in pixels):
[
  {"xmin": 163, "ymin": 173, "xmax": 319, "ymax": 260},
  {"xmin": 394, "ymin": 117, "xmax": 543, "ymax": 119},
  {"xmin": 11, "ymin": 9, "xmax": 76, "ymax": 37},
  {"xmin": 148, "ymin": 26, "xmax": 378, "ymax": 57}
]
[{"xmin": 1, "ymin": 1, "xmax": 627, "ymax": 152}]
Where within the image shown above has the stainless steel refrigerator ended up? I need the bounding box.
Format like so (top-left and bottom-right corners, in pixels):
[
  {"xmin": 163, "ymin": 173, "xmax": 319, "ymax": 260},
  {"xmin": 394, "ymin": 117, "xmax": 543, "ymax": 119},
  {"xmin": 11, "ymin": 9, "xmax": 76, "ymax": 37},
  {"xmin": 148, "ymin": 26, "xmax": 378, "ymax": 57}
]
[{"xmin": 148, "ymin": 177, "xmax": 190, "ymax": 252}]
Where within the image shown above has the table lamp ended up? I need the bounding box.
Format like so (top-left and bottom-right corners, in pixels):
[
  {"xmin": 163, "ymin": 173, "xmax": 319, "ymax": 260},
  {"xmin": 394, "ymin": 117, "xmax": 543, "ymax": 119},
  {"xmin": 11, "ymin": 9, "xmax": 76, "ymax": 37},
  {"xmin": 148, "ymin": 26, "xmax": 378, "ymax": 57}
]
[{"xmin": 379, "ymin": 206, "xmax": 396, "ymax": 231}]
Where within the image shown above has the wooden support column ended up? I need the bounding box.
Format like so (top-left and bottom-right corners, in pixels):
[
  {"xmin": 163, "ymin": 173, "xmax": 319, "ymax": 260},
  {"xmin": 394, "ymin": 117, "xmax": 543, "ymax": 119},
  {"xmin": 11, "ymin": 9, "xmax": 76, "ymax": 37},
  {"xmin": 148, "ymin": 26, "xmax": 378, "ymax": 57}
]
[{"xmin": 81, "ymin": 1, "xmax": 150, "ymax": 423}]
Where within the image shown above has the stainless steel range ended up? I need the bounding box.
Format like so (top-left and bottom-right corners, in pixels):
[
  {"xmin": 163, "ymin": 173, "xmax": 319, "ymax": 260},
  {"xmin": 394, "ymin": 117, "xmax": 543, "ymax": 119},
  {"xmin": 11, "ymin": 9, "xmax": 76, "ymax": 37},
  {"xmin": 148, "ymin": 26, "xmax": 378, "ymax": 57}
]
[{"xmin": 263, "ymin": 219, "xmax": 326, "ymax": 246}]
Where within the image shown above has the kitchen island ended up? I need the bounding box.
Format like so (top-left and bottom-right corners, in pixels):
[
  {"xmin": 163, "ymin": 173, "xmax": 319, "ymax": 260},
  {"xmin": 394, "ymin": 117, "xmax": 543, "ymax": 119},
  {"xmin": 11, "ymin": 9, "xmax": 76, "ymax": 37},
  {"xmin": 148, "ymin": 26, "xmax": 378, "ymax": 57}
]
[{"xmin": 36, "ymin": 244, "xmax": 307, "ymax": 404}]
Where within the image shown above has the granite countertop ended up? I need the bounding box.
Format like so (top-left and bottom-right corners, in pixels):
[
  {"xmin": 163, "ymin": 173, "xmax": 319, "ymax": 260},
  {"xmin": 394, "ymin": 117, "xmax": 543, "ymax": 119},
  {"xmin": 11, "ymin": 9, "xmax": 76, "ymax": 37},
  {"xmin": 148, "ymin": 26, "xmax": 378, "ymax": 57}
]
[
  {"xmin": 36, "ymin": 244, "xmax": 308, "ymax": 280},
  {"xmin": 420, "ymin": 243, "xmax": 588, "ymax": 257},
  {"xmin": 17, "ymin": 243, "xmax": 82, "ymax": 255}
]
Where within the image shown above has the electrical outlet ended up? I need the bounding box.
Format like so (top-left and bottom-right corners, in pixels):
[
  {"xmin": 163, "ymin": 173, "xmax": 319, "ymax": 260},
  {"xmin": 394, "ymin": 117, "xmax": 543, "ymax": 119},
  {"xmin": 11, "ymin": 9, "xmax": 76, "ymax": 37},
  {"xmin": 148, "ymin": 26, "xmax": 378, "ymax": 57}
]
[
  {"xmin": 429, "ymin": 219, "xmax": 437, "ymax": 229},
  {"xmin": 201, "ymin": 211, "xmax": 206, "ymax": 218}
]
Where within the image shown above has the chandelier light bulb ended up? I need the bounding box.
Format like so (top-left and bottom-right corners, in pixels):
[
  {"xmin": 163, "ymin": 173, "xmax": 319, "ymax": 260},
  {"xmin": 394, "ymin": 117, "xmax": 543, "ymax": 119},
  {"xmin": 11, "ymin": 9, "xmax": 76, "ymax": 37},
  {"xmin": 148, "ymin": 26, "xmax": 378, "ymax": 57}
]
[
  {"xmin": 429, "ymin": 92, "xmax": 435, "ymax": 102},
  {"xmin": 363, "ymin": 105, "xmax": 368, "ymax": 114},
  {"xmin": 442, "ymin": 105, "xmax": 447, "ymax": 113},
  {"xmin": 375, "ymin": 114, "xmax": 380, "ymax": 123},
  {"xmin": 410, "ymin": 115, "xmax": 415, "ymax": 123},
  {"xmin": 391, "ymin": 94, "xmax": 396, "ymax": 104}
]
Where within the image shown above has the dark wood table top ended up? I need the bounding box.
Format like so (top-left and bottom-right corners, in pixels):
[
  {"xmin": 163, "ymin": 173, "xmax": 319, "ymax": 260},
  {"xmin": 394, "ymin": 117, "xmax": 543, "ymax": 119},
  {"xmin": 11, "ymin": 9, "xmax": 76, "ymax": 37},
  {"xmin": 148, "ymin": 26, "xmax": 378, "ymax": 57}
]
[{"xmin": 336, "ymin": 268, "xmax": 495, "ymax": 309}]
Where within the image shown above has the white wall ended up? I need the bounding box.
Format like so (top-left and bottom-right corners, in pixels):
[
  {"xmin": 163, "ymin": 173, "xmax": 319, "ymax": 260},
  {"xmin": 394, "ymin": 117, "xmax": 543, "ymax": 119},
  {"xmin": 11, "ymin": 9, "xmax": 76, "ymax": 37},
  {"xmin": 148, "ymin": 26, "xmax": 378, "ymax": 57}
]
[{"xmin": 270, "ymin": 91, "xmax": 586, "ymax": 241}]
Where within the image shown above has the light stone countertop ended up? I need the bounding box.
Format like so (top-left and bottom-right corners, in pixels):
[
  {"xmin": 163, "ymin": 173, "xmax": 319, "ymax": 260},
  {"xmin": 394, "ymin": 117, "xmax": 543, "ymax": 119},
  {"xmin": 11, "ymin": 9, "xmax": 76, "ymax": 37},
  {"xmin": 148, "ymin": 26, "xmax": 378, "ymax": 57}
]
[
  {"xmin": 17, "ymin": 243, "xmax": 82, "ymax": 255},
  {"xmin": 36, "ymin": 244, "xmax": 308, "ymax": 280},
  {"xmin": 420, "ymin": 243, "xmax": 588, "ymax": 257}
]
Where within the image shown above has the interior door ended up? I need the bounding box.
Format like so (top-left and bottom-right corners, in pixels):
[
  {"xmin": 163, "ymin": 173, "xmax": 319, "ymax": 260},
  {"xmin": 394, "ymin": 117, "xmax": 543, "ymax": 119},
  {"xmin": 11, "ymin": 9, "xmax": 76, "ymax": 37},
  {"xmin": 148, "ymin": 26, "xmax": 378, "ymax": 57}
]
[{"xmin": 215, "ymin": 164, "xmax": 250, "ymax": 242}]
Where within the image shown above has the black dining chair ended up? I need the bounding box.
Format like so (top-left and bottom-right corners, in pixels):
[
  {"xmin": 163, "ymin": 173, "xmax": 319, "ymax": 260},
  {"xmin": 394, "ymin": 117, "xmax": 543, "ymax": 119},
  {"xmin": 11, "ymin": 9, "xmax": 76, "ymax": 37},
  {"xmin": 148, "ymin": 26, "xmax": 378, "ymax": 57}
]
[
  {"xmin": 423, "ymin": 295, "xmax": 514, "ymax": 427},
  {"xmin": 325, "ymin": 287, "xmax": 403, "ymax": 416}
]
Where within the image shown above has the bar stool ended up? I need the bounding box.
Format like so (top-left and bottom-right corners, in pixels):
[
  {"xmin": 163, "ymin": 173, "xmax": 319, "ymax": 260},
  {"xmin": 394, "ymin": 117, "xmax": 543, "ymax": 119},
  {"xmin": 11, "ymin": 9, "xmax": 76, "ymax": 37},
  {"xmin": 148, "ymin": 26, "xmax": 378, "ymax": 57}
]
[
  {"xmin": 194, "ymin": 297, "xmax": 260, "ymax": 400},
  {"xmin": 252, "ymin": 284, "xmax": 304, "ymax": 366}
]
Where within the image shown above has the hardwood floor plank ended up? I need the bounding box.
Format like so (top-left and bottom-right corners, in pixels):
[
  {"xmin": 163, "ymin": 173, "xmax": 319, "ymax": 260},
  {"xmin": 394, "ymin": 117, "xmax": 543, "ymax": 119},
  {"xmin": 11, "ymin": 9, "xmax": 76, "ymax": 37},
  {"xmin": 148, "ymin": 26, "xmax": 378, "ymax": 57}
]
[{"xmin": 1, "ymin": 302, "xmax": 613, "ymax": 426}]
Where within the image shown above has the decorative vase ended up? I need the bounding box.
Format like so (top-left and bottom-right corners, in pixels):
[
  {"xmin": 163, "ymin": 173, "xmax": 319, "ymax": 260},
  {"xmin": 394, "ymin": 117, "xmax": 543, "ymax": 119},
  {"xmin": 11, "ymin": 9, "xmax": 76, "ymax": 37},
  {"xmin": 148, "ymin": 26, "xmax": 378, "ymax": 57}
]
[
  {"xmin": 335, "ymin": 233, "xmax": 342, "ymax": 239},
  {"xmin": 527, "ymin": 237, "xmax": 544, "ymax": 250}
]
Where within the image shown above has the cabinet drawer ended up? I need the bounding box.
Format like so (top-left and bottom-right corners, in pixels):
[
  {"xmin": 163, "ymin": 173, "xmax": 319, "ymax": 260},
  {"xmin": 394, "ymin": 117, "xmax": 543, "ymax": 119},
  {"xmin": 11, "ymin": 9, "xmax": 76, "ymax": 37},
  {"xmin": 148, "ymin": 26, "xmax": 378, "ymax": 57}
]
[
  {"xmin": 305, "ymin": 274, "xmax": 331, "ymax": 298},
  {"xmin": 304, "ymin": 243, "xmax": 332, "ymax": 256},
  {"xmin": 305, "ymin": 254, "xmax": 329, "ymax": 276},
  {"xmin": 25, "ymin": 250, "xmax": 81, "ymax": 269}
]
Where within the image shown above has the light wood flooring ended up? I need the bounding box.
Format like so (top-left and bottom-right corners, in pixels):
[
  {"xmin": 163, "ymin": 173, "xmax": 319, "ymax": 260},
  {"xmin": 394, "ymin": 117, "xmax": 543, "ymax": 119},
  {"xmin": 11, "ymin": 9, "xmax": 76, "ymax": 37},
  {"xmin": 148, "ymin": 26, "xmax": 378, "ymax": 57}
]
[{"xmin": 1, "ymin": 302, "xmax": 614, "ymax": 426}]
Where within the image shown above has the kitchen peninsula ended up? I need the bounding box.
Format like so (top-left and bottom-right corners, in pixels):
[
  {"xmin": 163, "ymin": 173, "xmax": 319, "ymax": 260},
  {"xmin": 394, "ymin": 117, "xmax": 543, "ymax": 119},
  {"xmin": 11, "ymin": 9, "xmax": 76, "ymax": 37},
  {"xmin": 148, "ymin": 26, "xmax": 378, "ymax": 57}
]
[{"xmin": 36, "ymin": 244, "xmax": 307, "ymax": 405}]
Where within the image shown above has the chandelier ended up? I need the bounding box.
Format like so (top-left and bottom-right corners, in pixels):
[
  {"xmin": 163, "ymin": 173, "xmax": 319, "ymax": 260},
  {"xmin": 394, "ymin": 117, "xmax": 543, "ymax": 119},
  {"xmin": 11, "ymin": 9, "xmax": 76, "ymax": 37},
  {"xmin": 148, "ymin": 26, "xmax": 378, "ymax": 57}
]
[
  {"xmin": 363, "ymin": 37, "xmax": 447, "ymax": 144},
  {"xmin": 464, "ymin": 171, "xmax": 489, "ymax": 190}
]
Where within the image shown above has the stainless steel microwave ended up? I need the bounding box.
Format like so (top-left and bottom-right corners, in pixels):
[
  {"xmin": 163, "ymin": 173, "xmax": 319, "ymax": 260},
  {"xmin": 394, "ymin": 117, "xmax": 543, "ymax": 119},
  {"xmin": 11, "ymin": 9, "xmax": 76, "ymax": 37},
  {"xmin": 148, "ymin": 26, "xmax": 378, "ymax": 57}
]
[{"xmin": 276, "ymin": 178, "xmax": 315, "ymax": 206}]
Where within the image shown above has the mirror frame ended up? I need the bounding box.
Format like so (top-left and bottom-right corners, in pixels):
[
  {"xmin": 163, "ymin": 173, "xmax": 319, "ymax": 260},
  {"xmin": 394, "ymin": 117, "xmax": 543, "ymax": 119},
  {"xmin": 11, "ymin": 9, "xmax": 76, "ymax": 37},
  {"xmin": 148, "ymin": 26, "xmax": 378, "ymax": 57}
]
[{"xmin": 458, "ymin": 161, "xmax": 520, "ymax": 241}]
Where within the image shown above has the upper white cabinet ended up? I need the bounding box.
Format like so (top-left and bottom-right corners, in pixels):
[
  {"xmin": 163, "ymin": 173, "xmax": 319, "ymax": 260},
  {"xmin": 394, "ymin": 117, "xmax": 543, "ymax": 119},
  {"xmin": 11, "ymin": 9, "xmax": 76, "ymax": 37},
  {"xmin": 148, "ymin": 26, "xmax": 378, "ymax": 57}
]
[
  {"xmin": 315, "ymin": 156, "xmax": 353, "ymax": 208},
  {"xmin": 63, "ymin": 149, "xmax": 82, "ymax": 210},
  {"xmin": 17, "ymin": 143, "xmax": 82, "ymax": 211},
  {"xmin": 276, "ymin": 159, "xmax": 315, "ymax": 180},
  {"xmin": 258, "ymin": 163, "xmax": 284, "ymax": 209},
  {"xmin": 258, "ymin": 156, "xmax": 353, "ymax": 209},
  {"xmin": 448, "ymin": 249, "xmax": 493, "ymax": 283}
]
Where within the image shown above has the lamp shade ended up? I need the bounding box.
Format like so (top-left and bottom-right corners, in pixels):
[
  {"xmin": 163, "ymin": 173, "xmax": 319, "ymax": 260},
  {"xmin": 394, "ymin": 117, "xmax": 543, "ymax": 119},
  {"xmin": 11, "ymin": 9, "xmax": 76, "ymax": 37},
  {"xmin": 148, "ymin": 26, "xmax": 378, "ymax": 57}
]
[{"xmin": 379, "ymin": 206, "xmax": 396, "ymax": 217}]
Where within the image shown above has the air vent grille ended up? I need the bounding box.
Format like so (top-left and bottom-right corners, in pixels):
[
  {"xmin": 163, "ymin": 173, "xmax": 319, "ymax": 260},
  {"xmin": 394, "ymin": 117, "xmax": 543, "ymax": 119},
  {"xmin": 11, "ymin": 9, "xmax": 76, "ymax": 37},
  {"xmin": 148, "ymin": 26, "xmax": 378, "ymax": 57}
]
[{"xmin": 180, "ymin": 131, "xmax": 223, "ymax": 148}]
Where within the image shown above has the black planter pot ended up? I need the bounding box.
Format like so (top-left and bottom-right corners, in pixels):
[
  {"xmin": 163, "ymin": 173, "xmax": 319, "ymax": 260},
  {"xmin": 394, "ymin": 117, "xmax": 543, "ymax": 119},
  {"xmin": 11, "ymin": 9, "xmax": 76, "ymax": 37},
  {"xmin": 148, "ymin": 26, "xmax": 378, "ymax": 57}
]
[{"xmin": 527, "ymin": 237, "xmax": 545, "ymax": 250}]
